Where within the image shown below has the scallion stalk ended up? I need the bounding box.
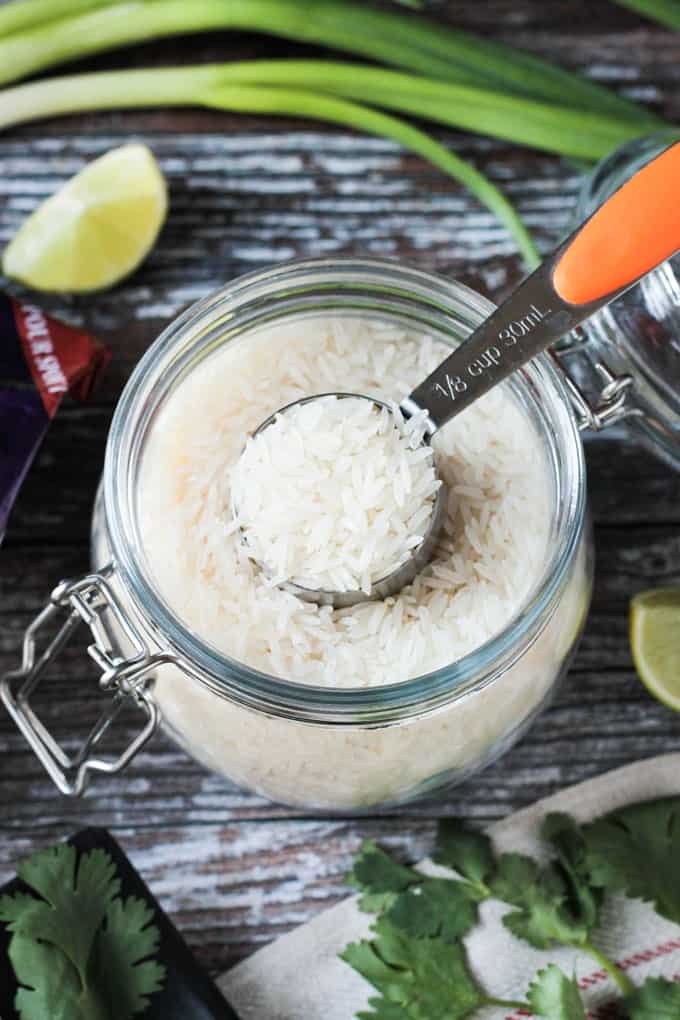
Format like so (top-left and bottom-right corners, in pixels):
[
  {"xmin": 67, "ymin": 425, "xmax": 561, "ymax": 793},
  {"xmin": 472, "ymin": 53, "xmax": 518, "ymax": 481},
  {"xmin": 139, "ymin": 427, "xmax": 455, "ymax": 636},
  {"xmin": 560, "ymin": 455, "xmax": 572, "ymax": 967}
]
[
  {"xmin": 0, "ymin": 0, "xmax": 113, "ymax": 38},
  {"xmin": 610, "ymin": 0, "xmax": 680, "ymax": 29},
  {"xmin": 0, "ymin": 0, "xmax": 423, "ymax": 38},
  {"xmin": 0, "ymin": 64, "xmax": 216, "ymax": 124},
  {"xmin": 0, "ymin": 67, "xmax": 540, "ymax": 268},
  {"xmin": 0, "ymin": 61, "xmax": 656, "ymax": 162},
  {"xmin": 214, "ymin": 60, "xmax": 653, "ymax": 160},
  {"xmin": 0, "ymin": 0, "xmax": 663, "ymax": 129}
]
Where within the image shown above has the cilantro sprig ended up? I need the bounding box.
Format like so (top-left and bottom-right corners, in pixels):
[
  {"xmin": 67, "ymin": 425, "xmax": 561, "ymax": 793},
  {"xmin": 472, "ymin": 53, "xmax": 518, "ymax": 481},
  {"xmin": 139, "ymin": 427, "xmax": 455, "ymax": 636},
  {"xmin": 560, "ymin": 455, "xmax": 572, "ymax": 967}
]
[
  {"xmin": 581, "ymin": 798, "xmax": 680, "ymax": 924},
  {"xmin": 349, "ymin": 840, "xmax": 483, "ymax": 942},
  {"xmin": 342, "ymin": 922, "xmax": 494, "ymax": 1019},
  {"xmin": 342, "ymin": 797, "xmax": 680, "ymax": 1020},
  {"xmin": 0, "ymin": 843, "xmax": 165, "ymax": 1020}
]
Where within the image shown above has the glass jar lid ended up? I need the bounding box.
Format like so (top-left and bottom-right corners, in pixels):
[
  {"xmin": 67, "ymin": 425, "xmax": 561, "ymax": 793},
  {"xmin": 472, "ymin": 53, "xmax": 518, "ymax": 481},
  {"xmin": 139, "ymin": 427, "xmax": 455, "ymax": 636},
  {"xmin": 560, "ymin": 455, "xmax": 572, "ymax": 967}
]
[{"xmin": 574, "ymin": 133, "xmax": 680, "ymax": 469}]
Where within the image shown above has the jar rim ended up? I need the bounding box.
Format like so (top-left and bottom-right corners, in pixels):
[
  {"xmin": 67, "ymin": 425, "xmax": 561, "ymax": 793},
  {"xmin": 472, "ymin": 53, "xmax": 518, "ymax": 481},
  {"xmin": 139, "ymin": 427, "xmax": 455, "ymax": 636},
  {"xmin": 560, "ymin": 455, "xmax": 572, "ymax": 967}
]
[{"xmin": 104, "ymin": 256, "xmax": 586, "ymax": 723}]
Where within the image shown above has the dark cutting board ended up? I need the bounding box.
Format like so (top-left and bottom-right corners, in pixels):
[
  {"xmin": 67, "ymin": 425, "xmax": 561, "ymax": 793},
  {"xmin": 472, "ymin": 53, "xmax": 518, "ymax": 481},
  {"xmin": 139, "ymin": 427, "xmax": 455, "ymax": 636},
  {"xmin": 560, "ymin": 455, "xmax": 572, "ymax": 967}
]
[{"xmin": 0, "ymin": 828, "xmax": 240, "ymax": 1020}]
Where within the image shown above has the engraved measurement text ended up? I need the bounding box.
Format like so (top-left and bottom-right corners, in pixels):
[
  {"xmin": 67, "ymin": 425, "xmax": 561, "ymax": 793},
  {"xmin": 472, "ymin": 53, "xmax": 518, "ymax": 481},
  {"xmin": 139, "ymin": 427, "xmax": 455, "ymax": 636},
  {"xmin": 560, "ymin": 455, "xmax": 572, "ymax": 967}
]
[{"xmin": 433, "ymin": 304, "xmax": 549, "ymax": 402}]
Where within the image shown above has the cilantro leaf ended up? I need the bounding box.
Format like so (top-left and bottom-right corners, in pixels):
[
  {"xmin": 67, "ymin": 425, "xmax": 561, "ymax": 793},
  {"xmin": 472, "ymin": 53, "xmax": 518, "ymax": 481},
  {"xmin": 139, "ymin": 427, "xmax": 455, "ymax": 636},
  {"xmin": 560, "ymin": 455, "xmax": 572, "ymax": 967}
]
[
  {"xmin": 348, "ymin": 840, "xmax": 481, "ymax": 938},
  {"xmin": 0, "ymin": 893, "xmax": 40, "ymax": 925},
  {"xmin": 490, "ymin": 816, "xmax": 604, "ymax": 953},
  {"xmin": 582, "ymin": 797, "xmax": 680, "ymax": 924},
  {"xmin": 1, "ymin": 845, "xmax": 120, "ymax": 982},
  {"xmin": 433, "ymin": 821, "xmax": 494, "ymax": 892},
  {"xmin": 527, "ymin": 965, "xmax": 586, "ymax": 1020},
  {"xmin": 626, "ymin": 977, "xmax": 680, "ymax": 1019},
  {"xmin": 384, "ymin": 879, "xmax": 479, "ymax": 942},
  {"xmin": 341, "ymin": 918, "xmax": 485, "ymax": 1020},
  {"xmin": 349, "ymin": 841, "xmax": 419, "ymax": 913},
  {"xmin": 490, "ymin": 853, "xmax": 589, "ymax": 949},
  {"xmin": 10, "ymin": 935, "xmax": 84, "ymax": 1020},
  {"xmin": 542, "ymin": 813, "xmax": 602, "ymax": 932},
  {"xmin": 91, "ymin": 896, "xmax": 165, "ymax": 1018},
  {"xmin": 0, "ymin": 842, "xmax": 165, "ymax": 1020}
]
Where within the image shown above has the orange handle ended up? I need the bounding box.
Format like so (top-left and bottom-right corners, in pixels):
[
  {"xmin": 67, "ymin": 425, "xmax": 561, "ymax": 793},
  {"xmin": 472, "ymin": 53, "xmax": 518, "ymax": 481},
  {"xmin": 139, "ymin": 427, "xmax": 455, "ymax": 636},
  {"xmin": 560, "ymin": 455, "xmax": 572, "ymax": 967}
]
[{"xmin": 553, "ymin": 142, "xmax": 680, "ymax": 306}]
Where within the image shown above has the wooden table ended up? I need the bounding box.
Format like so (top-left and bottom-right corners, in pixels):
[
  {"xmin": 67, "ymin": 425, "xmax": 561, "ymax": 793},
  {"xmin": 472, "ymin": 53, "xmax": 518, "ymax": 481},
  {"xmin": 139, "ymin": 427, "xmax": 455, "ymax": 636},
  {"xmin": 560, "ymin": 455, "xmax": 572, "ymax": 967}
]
[{"xmin": 1, "ymin": 0, "xmax": 679, "ymax": 981}]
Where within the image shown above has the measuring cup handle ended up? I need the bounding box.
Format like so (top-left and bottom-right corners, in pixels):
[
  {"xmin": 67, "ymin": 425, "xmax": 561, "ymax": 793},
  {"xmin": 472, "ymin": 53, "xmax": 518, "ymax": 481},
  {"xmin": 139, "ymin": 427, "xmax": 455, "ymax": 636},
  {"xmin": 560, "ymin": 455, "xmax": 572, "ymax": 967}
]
[
  {"xmin": 553, "ymin": 140, "xmax": 680, "ymax": 306},
  {"xmin": 403, "ymin": 141, "xmax": 680, "ymax": 434}
]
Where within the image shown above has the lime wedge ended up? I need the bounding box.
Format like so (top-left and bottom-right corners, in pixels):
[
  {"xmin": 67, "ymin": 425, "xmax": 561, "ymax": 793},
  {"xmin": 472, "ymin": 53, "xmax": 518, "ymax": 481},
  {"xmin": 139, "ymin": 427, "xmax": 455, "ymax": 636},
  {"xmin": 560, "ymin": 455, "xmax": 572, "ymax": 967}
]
[
  {"xmin": 2, "ymin": 143, "xmax": 167, "ymax": 293},
  {"xmin": 630, "ymin": 588, "xmax": 680, "ymax": 711}
]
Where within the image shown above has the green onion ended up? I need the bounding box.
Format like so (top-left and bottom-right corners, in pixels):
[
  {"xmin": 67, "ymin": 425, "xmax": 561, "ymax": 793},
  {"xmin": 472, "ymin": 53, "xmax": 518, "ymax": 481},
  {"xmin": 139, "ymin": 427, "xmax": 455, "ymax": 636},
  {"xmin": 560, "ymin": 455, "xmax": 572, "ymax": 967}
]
[
  {"xmin": 610, "ymin": 0, "xmax": 680, "ymax": 29},
  {"xmin": 218, "ymin": 61, "xmax": 653, "ymax": 161},
  {"xmin": 0, "ymin": 0, "xmax": 423, "ymax": 37},
  {"xmin": 0, "ymin": 0, "xmax": 663, "ymax": 128},
  {"xmin": 0, "ymin": 64, "xmax": 218, "ymax": 125},
  {"xmin": 0, "ymin": 0, "xmax": 112, "ymax": 37},
  {"xmin": 0, "ymin": 0, "xmax": 668, "ymax": 273},
  {"xmin": 0, "ymin": 67, "xmax": 540, "ymax": 268},
  {"xmin": 0, "ymin": 61, "xmax": 654, "ymax": 163}
]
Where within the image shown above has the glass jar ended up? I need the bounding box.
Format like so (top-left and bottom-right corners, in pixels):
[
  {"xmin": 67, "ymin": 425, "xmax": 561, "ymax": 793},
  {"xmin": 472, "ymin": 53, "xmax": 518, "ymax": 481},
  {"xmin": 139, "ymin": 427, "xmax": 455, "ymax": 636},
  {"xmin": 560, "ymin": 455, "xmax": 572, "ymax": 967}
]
[
  {"xmin": 564, "ymin": 132, "xmax": 680, "ymax": 470},
  {"xmin": 1, "ymin": 259, "xmax": 593, "ymax": 810}
]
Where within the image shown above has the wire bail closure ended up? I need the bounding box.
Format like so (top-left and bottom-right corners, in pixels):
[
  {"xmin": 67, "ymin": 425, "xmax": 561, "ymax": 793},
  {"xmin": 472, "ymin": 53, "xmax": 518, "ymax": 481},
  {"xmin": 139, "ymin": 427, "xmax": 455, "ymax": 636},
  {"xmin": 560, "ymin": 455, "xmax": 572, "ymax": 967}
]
[
  {"xmin": 549, "ymin": 328, "xmax": 639, "ymax": 433},
  {"xmin": 0, "ymin": 569, "xmax": 170, "ymax": 795}
]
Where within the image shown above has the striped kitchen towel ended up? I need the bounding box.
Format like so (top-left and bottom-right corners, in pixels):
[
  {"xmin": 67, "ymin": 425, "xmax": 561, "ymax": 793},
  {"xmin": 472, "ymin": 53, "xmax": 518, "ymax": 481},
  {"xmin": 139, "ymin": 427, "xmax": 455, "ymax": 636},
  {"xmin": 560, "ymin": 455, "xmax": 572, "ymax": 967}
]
[{"xmin": 220, "ymin": 753, "xmax": 680, "ymax": 1020}]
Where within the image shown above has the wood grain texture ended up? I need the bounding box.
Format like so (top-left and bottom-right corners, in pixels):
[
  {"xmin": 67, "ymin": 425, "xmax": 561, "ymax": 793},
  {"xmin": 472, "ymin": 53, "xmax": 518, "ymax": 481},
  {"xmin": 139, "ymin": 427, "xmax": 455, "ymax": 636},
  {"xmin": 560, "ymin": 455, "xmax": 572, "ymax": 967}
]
[{"xmin": 1, "ymin": 0, "xmax": 680, "ymax": 981}]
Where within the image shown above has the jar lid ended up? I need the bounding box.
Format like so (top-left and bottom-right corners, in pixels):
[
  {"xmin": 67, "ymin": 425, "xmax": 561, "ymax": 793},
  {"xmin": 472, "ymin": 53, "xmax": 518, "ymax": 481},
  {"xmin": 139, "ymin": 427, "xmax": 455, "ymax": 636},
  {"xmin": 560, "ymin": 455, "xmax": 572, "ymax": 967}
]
[{"xmin": 575, "ymin": 134, "xmax": 680, "ymax": 469}]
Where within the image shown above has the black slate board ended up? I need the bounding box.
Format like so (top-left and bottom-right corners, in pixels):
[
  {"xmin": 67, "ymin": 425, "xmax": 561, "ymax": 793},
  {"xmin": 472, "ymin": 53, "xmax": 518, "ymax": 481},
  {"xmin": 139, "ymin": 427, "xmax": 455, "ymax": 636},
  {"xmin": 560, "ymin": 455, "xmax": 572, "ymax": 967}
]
[{"xmin": 0, "ymin": 828, "xmax": 240, "ymax": 1020}]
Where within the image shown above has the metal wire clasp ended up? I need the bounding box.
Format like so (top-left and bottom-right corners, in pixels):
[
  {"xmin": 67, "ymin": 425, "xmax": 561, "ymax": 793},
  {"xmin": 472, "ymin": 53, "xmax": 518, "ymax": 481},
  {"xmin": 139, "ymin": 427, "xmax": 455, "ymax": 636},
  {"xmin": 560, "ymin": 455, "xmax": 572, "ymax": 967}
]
[
  {"xmin": 0, "ymin": 570, "xmax": 171, "ymax": 796},
  {"xmin": 550, "ymin": 328, "xmax": 640, "ymax": 432}
]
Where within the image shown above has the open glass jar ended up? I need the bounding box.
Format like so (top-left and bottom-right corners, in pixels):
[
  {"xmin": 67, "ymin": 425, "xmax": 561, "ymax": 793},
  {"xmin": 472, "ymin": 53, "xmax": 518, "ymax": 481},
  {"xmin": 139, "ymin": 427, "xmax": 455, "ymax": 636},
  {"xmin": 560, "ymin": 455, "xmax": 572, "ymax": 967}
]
[
  {"xmin": 2, "ymin": 259, "xmax": 599, "ymax": 810},
  {"xmin": 563, "ymin": 132, "xmax": 680, "ymax": 470}
]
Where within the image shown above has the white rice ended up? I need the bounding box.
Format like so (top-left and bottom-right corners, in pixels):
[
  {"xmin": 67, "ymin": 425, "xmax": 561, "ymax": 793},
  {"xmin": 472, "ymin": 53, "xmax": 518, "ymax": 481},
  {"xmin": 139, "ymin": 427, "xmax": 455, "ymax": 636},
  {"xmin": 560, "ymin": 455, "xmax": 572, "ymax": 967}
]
[
  {"xmin": 230, "ymin": 395, "xmax": 440, "ymax": 595},
  {"xmin": 138, "ymin": 315, "xmax": 551, "ymax": 688}
]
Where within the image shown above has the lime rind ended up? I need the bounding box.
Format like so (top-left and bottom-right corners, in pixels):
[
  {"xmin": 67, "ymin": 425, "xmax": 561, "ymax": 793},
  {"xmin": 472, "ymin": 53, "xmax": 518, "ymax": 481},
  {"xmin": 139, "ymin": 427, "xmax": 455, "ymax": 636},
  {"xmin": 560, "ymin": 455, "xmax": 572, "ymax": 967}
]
[
  {"xmin": 630, "ymin": 588, "xmax": 680, "ymax": 712},
  {"xmin": 2, "ymin": 143, "xmax": 167, "ymax": 293}
]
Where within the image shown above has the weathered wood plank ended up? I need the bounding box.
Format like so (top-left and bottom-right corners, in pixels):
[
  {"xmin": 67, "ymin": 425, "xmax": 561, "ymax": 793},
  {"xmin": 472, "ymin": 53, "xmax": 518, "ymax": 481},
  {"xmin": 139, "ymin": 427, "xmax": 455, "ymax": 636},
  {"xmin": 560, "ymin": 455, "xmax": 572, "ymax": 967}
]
[
  {"xmin": 0, "ymin": 133, "xmax": 573, "ymax": 401},
  {"xmin": 1, "ymin": 0, "xmax": 679, "ymax": 977},
  {"xmin": 0, "ymin": 818, "xmax": 438, "ymax": 971},
  {"xmin": 409, "ymin": 0, "xmax": 648, "ymax": 32}
]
